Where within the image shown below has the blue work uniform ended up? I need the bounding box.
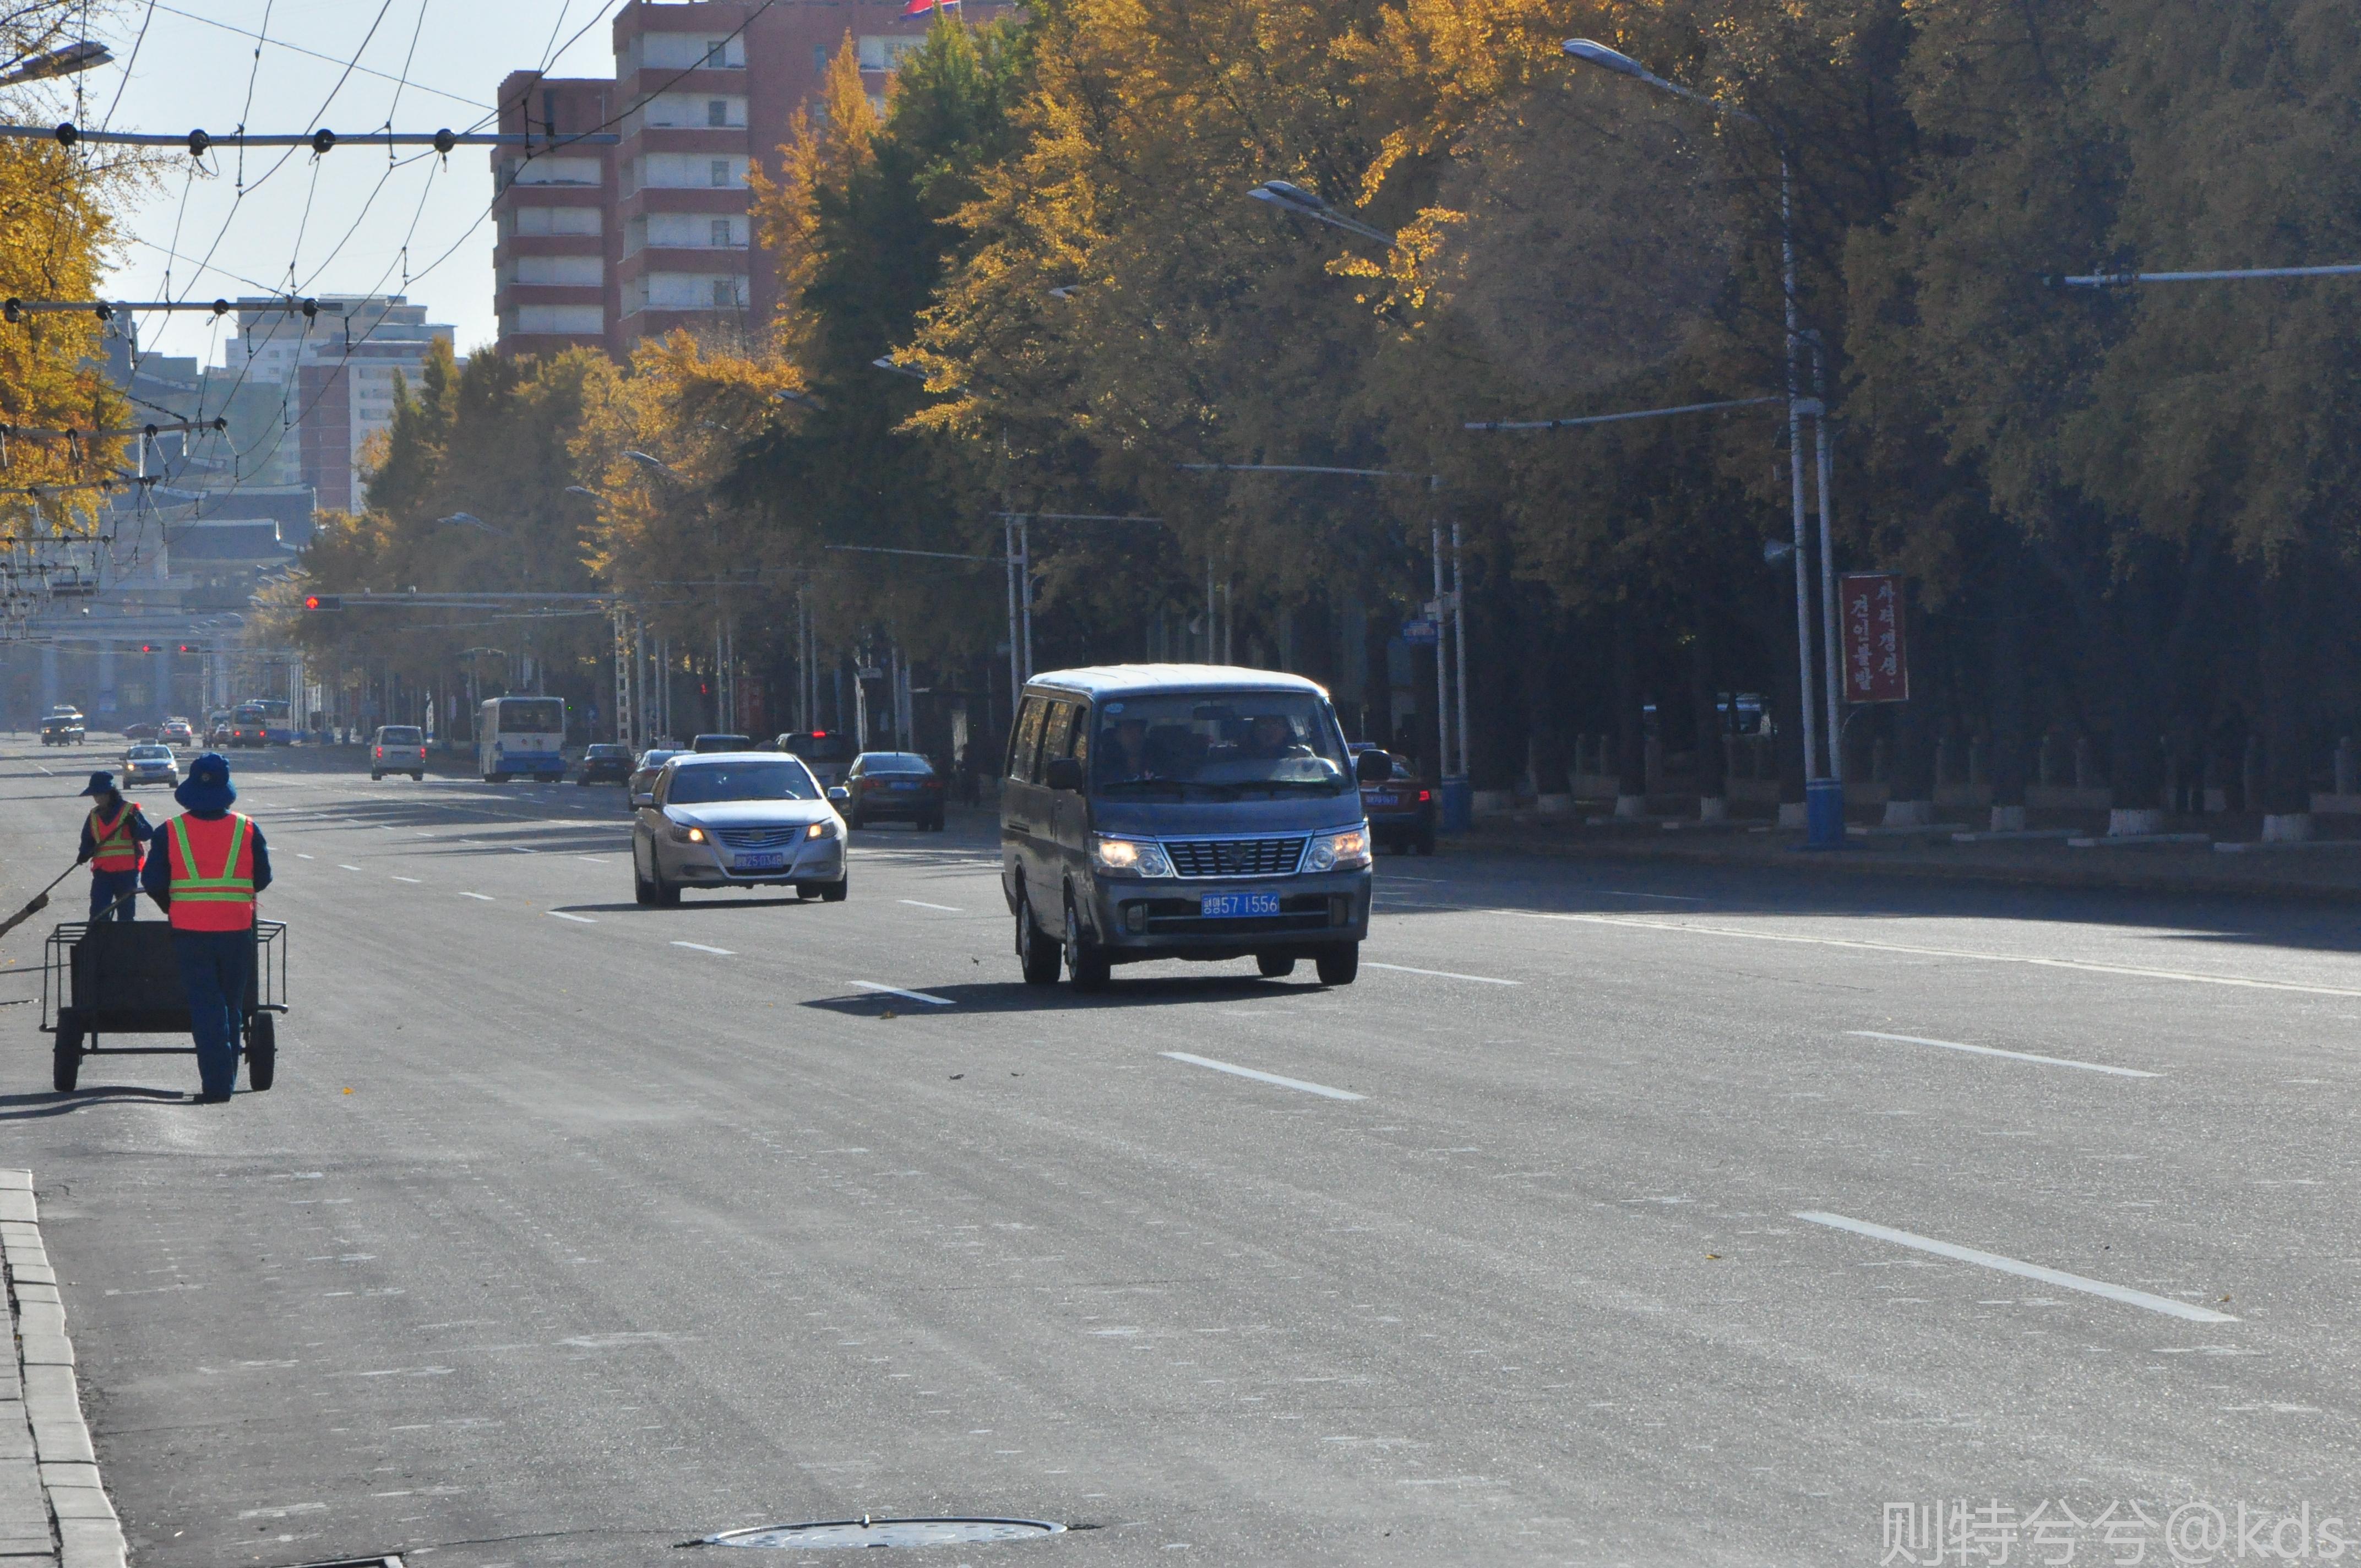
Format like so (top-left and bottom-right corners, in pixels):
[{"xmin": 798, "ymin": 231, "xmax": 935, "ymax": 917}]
[{"xmin": 143, "ymin": 810, "xmax": 274, "ymax": 1098}]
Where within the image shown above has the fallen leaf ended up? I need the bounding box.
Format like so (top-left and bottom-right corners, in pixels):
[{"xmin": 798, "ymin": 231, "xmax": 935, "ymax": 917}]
[
  {"xmin": 1705, "ymin": 1254, "xmax": 1721, "ymax": 1261},
  {"xmin": 949, "ymin": 1073, "xmax": 963, "ymax": 1080}
]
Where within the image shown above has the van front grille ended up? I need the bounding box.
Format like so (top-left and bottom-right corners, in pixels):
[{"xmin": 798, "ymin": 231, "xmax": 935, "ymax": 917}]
[{"xmin": 1163, "ymin": 836, "xmax": 1307, "ymax": 879}]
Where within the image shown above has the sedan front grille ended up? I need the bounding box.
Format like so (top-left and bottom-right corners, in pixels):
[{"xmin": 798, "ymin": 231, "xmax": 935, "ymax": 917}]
[
  {"xmin": 1164, "ymin": 836, "xmax": 1307, "ymax": 879},
  {"xmin": 715, "ymin": 826, "xmax": 802, "ymax": 851}
]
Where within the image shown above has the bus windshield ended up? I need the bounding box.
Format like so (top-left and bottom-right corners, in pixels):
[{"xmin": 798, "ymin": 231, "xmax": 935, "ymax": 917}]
[
  {"xmin": 1091, "ymin": 692, "xmax": 1351, "ymax": 798},
  {"xmin": 496, "ymin": 698, "xmax": 564, "ymax": 733}
]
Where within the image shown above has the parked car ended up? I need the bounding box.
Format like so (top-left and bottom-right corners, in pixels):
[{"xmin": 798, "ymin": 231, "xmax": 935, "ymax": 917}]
[
  {"xmin": 844, "ymin": 751, "xmax": 946, "ymax": 831},
  {"xmin": 631, "ymin": 752, "xmax": 849, "ymax": 906},
  {"xmin": 120, "ymin": 743, "xmax": 178, "ymax": 787},
  {"xmin": 690, "ymin": 733, "xmax": 753, "ymax": 754},
  {"xmin": 578, "ymin": 743, "xmax": 635, "ymax": 785},
  {"xmin": 371, "ymin": 725, "xmax": 428, "ymax": 781},
  {"xmin": 1349, "ymin": 742, "xmax": 1435, "ymax": 855},
  {"xmin": 776, "ymin": 730, "xmax": 853, "ymax": 790},
  {"xmin": 627, "ymin": 748, "xmax": 688, "ymax": 803},
  {"xmin": 40, "ymin": 709, "xmax": 84, "ymax": 747},
  {"xmin": 1000, "ymin": 666, "xmax": 1390, "ymax": 991},
  {"xmin": 121, "ymin": 721, "xmax": 160, "ymax": 742},
  {"xmin": 160, "ymin": 717, "xmax": 196, "ymax": 746}
]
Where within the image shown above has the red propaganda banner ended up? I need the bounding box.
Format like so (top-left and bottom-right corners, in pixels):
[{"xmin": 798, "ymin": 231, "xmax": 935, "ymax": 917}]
[{"xmin": 1840, "ymin": 573, "xmax": 1910, "ymax": 704}]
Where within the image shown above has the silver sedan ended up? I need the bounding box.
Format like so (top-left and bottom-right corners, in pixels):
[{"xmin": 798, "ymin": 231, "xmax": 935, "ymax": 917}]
[{"xmin": 632, "ymin": 752, "xmax": 849, "ymax": 906}]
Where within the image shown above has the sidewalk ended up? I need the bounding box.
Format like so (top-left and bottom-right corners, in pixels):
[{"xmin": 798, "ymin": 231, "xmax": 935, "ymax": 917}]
[
  {"xmin": 1, "ymin": 1171, "xmax": 122, "ymax": 1568},
  {"xmin": 1451, "ymin": 812, "xmax": 2361, "ymax": 903}
]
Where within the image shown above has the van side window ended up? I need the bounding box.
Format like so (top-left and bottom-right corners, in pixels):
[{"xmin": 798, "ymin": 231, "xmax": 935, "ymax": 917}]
[
  {"xmin": 1009, "ymin": 696, "xmax": 1047, "ymax": 780},
  {"xmin": 1037, "ymin": 701, "xmax": 1076, "ymax": 781}
]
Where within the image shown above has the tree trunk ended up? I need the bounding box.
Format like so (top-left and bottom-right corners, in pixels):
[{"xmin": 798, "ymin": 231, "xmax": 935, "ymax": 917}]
[
  {"xmin": 1613, "ymin": 599, "xmax": 1647, "ymax": 817},
  {"xmin": 1523, "ymin": 584, "xmax": 1570, "ymax": 806},
  {"xmin": 2259, "ymin": 561, "xmax": 2315, "ymax": 838},
  {"xmin": 1689, "ymin": 595, "xmax": 1726, "ymax": 819},
  {"xmin": 1988, "ymin": 591, "xmax": 2029, "ymax": 830}
]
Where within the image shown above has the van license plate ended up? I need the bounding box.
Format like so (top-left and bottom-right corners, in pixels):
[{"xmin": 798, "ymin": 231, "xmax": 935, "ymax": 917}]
[
  {"xmin": 736, "ymin": 852, "xmax": 786, "ymax": 871},
  {"xmin": 1201, "ymin": 892, "xmax": 1280, "ymax": 918}
]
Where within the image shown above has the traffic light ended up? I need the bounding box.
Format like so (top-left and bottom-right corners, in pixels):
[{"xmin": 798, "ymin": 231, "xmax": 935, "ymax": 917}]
[
  {"xmin": 139, "ymin": 644, "xmax": 152, "ymax": 653},
  {"xmin": 302, "ymin": 594, "xmax": 342, "ymax": 611},
  {"xmin": 177, "ymin": 644, "xmax": 193, "ymax": 654}
]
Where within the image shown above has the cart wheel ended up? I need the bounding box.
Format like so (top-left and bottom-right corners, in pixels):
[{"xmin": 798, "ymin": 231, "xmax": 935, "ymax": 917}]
[
  {"xmin": 245, "ymin": 1014, "xmax": 276, "ymax": 1092},
  {"xmin": 52, "ymin": 1029, "xmax": 81, "ymax": 1093}
]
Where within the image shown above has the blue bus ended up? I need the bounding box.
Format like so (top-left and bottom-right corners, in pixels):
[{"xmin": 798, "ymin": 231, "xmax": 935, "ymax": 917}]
[{"xmin": 477, "ymin": 695, "xmax": 566, "ymax": 783}]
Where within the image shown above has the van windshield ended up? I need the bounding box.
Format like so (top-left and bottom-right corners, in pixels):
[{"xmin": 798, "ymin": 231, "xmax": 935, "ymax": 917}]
[{"xmin": 1091, "ymin": 692, "xmax": 1350, "ymax": 798}]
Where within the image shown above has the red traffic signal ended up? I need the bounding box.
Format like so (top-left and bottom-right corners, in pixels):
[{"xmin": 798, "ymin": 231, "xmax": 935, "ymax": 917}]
[
  {"xmin": 302, "ymin": 594, "xmax": 343, "ymax": 611},
  {"xmin": 139, "ymin": 644, "xmax": 152, "ymax": 653}
]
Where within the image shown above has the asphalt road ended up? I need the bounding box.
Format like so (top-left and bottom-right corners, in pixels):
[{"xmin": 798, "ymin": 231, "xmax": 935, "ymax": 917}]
[{"xmin": 4, "ymin": 739, "xmax": 2359, "ymax": 1566}]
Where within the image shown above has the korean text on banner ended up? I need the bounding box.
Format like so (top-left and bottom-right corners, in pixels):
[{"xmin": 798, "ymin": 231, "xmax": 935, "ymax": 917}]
[{"xmin": 1840, "ymin": 572, "xmax": 1910, "ymax": 704}]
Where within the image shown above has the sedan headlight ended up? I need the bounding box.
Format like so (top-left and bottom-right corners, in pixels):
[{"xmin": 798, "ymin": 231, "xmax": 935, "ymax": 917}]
[
  {"xmin": 1303, "ymin": 824, "xmax": 1372, "ymax": 873},
  {"xmin": 1091, "ymin": 834, "xmax": 1173, "ymax": 879},
  {"xmin": 806, "ymin": 818, "xmax": 839, "ymax": 840},
  {"xmin": 669, "ymin": 821, "xmax": 706, "ymax": 843}
]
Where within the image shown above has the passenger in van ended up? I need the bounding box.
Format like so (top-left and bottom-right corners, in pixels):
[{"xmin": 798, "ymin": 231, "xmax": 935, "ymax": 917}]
[
  {"xmin": 1243, "ymin": 713, "xmax": 1311, "ymax": 760},
  {"xmin": 1102, "ymin": 717, "xmax": 1152, "ymax": 780}
]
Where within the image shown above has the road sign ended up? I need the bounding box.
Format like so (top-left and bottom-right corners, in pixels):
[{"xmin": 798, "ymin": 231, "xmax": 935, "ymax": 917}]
[
  {"xmin": 1399, "ymin": 619, "xmax": 1439, "ymax": 646},
  {"xmin": 1840, "ymin": 573, "xmax": 1910, "ymax": 704}
]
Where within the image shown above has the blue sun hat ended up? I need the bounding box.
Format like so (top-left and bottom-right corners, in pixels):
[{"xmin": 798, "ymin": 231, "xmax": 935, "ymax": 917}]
[
  {"xmin": 77, "ymin": 771, "xmax": 118, "ymax": 798},
  {"xmin": 173, "ymin": 752, "xmax": 236, "ymax": 813}
]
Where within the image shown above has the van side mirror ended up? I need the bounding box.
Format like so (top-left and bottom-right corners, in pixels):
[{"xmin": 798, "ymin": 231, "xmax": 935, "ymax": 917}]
[
  {"xmin": 1356, "ymin": 749, "xmax": 1395, "ymax": 785},
  {"xmin": 1045, "ymin": 756, "xmax": 1085, "ymax": 793}
]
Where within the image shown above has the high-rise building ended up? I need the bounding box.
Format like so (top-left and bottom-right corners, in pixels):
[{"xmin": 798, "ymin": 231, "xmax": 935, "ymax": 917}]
[{"xmin": 491, "ymin": 0, "xmax": 1008, "ymax": 360}]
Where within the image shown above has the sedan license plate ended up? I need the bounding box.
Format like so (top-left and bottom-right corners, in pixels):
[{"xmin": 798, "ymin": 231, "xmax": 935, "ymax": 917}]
[
  {"xmin": 1364, "ymin": 792, "xmax": 1400, "ymax": 808},
  {"xmin": 1201, "ymin": 892, "xmax": 1281, "ymax": 919},
  {"xmin": 735, "ymin": 852, "xmax": 787, "ymax": 872},
  {"xmin": 890, "ymin": 781, "xmax": 920, "ymax": 791}
]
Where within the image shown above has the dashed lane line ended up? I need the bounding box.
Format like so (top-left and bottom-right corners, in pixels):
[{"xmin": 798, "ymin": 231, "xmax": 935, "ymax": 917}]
[
  {"xmin": 337, "ymin": 864, "xmax": 362, "ymax": 872},
  {"xmin": 1363, "ymin": 961, "xmax": 1520, "ymax": 987},
  {"xmin": 1160, "ymin": 1052, "xmax": 1364, "ymax": 1102},
  {"xmin": 549, "ymin": 912, "xmax": 597, "ymax": 925},
  {"xmin": 459, "ymin": 892, "xmax": 494, "ymax": 901},
  {"xmin": 850, "ymin": 981, "xmax": 953, "ymax": 1006},
  {"xmin": 1794, "ymin": 1211, "xmax": 2237, "ymax": 1324},
  {"xmin": 671, "ymin": 941, "xmax": 733, "ymax": 956},
  {"xmin": 390, "ymin": 876, "xmax": 422, "ymax": 884},
  {"xmin": 898, "ymin": 900, "xmax": 963, "ymax": 913},
  {"xmin": 1846, "ymin": 1030, "xmax": 2160, "ymax": 1079}
]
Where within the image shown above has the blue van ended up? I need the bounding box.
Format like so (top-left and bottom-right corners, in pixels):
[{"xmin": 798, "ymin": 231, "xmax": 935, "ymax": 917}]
[{"xmin": 1001, "ymin": 665, "xmax": 1392, "ymax": 991}]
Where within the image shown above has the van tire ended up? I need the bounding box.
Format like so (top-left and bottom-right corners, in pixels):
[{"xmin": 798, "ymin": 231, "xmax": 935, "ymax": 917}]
[
  {"xmin": 1256, "ymin": 954, "xmax": 1297, "ymax": 978},
  {"xmin": 1315, "ymin": 945, "xmax": 1361, "ymax": 986},
  {"xmin": 1016, "ymin": 896, "xmax": 1061, "ymax": 987},
  {"xmin": 1065, "ymin": 895, "xmax": 1112, "ymax": 993}
]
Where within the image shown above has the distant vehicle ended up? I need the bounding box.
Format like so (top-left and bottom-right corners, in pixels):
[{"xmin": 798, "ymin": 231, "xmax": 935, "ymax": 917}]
[
  {"xmin": 578, "ymin": 743, "xmax": 635, "ymax": 785},
  {"xmin": 40, "ymin": 711, "xmax": 84, "ymax": 747},
  {"xmin": 631, "ymin": 752, "xmax": 848, "ymax": 906},
  {"xmin": 1350, "ymin": 742, "xmax": 1434, "ymax": 856},
  {"xmin": 476, "ymin": 695, "xmax": 567, "ymax": 783},
  {"xmin": 627, "ymin": 748, "xmax": 687, "ymax": 803},
  {"xmin": 691, "ymin": 733, "xmax": 753, "ymax": 754},
  {"xmin": 371, "ymin": 725, "xmax": 427, "ymax": 781},
  {"xmin": 844, "ymin": 751, "xmax": 945, "ymax": 831},
  {"xmin": 227, "ymin": 704, "xmax": 275, "ymax": 748},
  {"xmin": 776, "ymin": 729, "xmax": 852, "ymax": 789},
  {"xmin": 1000, "ymin": 666, "xmax": 1388, "ymax": 991},
  {"xmin": 122, "ymin": 721, "xmax": 160, "ymax": 742},
  {"xmin": 247, "ymin": 698, "xmax": 293, "ymax": 744},
  {"xmin": 205, "ymin": 710, "xmax": 233, "ymax": 747},
  {"xmin": 160, "ymin": 717, "xmax": 195, "ymax": 746},
  {"xmin": 120, "ymin": 743, "xmax": 178, "ymax": 787}
]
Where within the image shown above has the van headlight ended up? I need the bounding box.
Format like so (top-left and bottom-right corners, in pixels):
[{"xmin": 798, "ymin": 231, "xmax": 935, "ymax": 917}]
[
  {"xmin": 1303, "ymin": 824, "xmax": 1372, "ymax": 873},
  {"xmin": 1091, "ymin": 834, "xmax": 1173, "ymax": 879}
]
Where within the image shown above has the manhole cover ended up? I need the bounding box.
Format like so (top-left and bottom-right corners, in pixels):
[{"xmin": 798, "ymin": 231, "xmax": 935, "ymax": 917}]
[{"xmin": 701, "ymin": 1517, "xmax": 1066, "ymax": 1549}]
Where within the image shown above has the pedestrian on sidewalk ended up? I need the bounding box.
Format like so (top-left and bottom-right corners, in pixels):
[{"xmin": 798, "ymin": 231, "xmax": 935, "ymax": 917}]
[
  {"xmin": 142, "ymin": 753, "xmax": 274, "ymax": 1104},
  {"xmin": 75, "ymin": 770, "xmax": 154, "ymax": 922}
]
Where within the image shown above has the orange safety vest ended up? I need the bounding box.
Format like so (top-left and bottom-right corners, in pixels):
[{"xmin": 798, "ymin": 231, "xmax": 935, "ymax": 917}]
[
  {"xmin": 164, "ymin": 812, "xmax": 256, "ymax": 932},
  {"xmin": 87, "ymin": 803, "xmax": 143, "ymax": 873}
]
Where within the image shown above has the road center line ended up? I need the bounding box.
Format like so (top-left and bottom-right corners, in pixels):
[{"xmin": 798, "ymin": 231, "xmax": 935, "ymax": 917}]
[
  {"xmin": 1498, "ymin": 910, "xmax": 2361, "ymax": 997},
  {"xmin": 549, "ymin": 912, "xmax": 597, "ymax": 924},
  {"xmin": 851, "ymin": 980, "xmax": 954, "ymax": 1006},
  {"xmin": 1794, "ymin": 1211, "xmax": 2237, "ymax": 1323},
  {"xmin": 1364, "ymin": 960, "xmax": 1520, "ymax": 987},
  {"xmin": 1847, "ymin": 1030, "xmax": 2159, "ymax": 1079},
  {"xmin": 337, "ymin": 864, "xmax": 362, "ymax": 872},
  {"xmin": 671, "ymin": 941, "xmax": 734, "ymax": 956},
  {"xmin": 1161, "ymin": 1052, "xmax": 1364, "ymax": 1101},
  {"xmin": 295, "ymin": 853, "xmax": 314, "ymax": 861},
  {"xmin": 459, "ymin": 892, "xmax": 494, "ymax": 901},
  {"xmin": 390, "ymin": 876, "xmax": 422, "ymax": 884},
  {"xmin": 897, "ymin": 900, "xmax": 963, "ymax": 913}
]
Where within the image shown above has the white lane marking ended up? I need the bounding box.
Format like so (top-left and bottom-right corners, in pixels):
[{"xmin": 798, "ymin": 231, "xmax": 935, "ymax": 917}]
[
  {"xmin": 1161, "ymin": 1052, "xmax": 1364, "ymax": 1102},
  {"xmin": 1602, "ymin": 890, "xmax": 1706, "ymax": 902},
  {"xmin": 1847, "ymin": 1030, "xmax": 2159, "ymax": 1079},
  {"xmin": 390, "ymin": 876, "xmax": 422, "ymax": 884},
  {"xmin": 337, "ymin": 864, "xmax": 362, "ymax": 872},
  {"xmin": 577, "ymin": 857, "xmax": 608, "ymax": 865},
  {"xmin": 1364, "ymin": 960, "xmax": 1520, "ymax": 987},
  {"xmin": 509, "ymin": 846, "xmax": 534, "ymax": 854},
  {"xmin": 898, "ymin": 900, "xmax": 963, "ymax": 913},
  {"xmin": 549, "ymin": 912, "xmax": 597, "ymax": 925},
  {"xmin": 1794, "ymin": 1211, "xmax": 2237, "ymax": 1324},
  {"xmin": 671, "ymin": 941, "xmax": 734, "ymax": 956},
  {"xmin": 36, "ymin": 765, "xmax": 52, "ymax": 776},
  {"xmin": 296, "ymin": 853, "xmax": 315, "ymax": 861},
  {"xmin": 851, "ymin": 980, "xmax": 954, "ymax": 1006},
  {"xmin": 1500, "ymin": 910, "xmax": 2361, "ymax": 998},
  {"xmin": 459, "ymin": 892, "xmax": 494, "ymax": 901}
]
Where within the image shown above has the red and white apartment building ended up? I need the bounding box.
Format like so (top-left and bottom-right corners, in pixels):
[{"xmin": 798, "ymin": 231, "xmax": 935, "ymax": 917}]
[{"xmin": 491, "ymin": 0, "xmax": 1006, "ymax": 359}]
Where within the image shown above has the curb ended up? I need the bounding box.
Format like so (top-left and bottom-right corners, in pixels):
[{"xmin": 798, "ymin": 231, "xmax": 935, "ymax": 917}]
[{"xmin": 2, "ymin": 1170, "xmax": 124, "ymax": 1568}]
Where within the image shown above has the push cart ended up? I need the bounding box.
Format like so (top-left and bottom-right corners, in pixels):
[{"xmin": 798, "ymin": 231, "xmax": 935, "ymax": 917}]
[{"xmin": 41, "ymin": 920, "xmax": 287, "ymax": 1092}]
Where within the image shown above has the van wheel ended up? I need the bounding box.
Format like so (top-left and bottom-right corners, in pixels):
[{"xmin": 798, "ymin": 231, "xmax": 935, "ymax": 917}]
[
  {"xmin": 1315, "ymin": 945, "xmax": 1361, "ymax": 986},
  {"xmin": 1066, "ymin": 895, "xmax": 1112, "ymax": 993},
  {"xmin": 1017, "ymin": 896, "xmax": 1061, "ymax": 986},
  {"xmin": 1256, "ymin": 954, "xmax": 1297, "ymax": 978}
]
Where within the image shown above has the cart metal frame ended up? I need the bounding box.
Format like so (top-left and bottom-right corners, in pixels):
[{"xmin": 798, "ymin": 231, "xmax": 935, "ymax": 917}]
[{"xmin": 40, "ymin": 919, "xmax": 287, "ymax": 1092}]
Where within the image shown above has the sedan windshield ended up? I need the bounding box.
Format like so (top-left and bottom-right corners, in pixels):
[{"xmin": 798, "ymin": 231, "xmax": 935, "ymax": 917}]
[
  {"xmin": 1091, "ymin": 692, "xmax": 1351, "ymax": 798},
  {"xmin": 666, "ymin": 760, "xmax": 819, "ymax": 804},
  {"xmin": 129, "ymin": 746, "xmax": 171, "ymax": 760}
]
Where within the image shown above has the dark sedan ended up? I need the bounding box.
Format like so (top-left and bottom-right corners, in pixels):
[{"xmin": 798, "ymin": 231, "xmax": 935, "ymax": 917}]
[
  {"xmin": 578, "ymin": 743, "xmax": 635, "ymax": 785},
  {"xmin": 1350, "ymin": 743, "xmax": 1434, "ymax": 855},
  {"xmin": 844, "ymin": 752, "xmax": 945, "ymax": 831}
]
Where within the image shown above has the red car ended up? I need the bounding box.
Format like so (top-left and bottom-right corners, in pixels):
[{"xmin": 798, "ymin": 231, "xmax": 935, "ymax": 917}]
[{"xmin": 843, "ymin": 751, "xmax": 946, "ymax": 831}]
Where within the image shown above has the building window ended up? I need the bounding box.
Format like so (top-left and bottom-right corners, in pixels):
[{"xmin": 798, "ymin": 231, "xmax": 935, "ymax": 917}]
[
  {"xmin": 712, "ymin": 279, "xmax": 735, "ymax": 308},
  {"xmin": 708, "ymin": 98, "xmax": 728, "ymax": 127},
  {"xmin": 814, "ymin": 45, "xmax": 828, "ymax": 74},
  {"xmin": 711, "ymin": 218, "xmax": 732, "ymax": 248},
  {"xmin": 704, "ymin": 39, "xmax": 729, "ymax": 67},
  {"xmin": 710, "ymin": 159, "xmax": 730, "ymax": 187}
]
